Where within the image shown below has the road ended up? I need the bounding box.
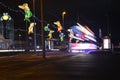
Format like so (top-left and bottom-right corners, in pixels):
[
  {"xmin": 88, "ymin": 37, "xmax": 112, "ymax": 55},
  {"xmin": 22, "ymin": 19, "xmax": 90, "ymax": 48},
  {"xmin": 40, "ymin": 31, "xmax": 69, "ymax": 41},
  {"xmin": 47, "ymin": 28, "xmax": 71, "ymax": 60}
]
[{"xmin": 0, "ymin": 51, "xmax": 120, "ymax": 80}]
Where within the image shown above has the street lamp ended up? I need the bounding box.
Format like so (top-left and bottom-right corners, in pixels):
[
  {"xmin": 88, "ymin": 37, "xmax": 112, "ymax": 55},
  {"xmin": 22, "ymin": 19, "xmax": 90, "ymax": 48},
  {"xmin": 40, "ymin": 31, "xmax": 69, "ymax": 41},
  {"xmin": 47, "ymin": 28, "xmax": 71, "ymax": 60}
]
[{"xmin": 62, "ymin": 11, "xmax": 66, "ymax": 27}]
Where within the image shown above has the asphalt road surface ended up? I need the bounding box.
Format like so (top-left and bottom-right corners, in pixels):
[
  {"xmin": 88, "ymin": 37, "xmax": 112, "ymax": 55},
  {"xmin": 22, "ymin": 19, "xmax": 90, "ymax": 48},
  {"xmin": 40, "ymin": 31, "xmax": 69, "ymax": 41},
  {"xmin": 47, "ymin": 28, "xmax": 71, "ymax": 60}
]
[{"xmin": 0, "ymin": 51, "xmax": 120, "ymax": 80}]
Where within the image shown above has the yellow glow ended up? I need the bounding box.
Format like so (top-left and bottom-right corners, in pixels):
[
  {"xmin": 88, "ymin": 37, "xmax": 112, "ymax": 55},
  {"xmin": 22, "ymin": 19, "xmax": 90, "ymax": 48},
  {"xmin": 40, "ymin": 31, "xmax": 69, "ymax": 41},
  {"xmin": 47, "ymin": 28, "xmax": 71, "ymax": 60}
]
[
  {"xmin": 3, "ymin": 15, "xmax": 9, "ymax": 20},
  {"xmin": 62, "ymin": 11, "xmax": 66, "ymax": 15}
]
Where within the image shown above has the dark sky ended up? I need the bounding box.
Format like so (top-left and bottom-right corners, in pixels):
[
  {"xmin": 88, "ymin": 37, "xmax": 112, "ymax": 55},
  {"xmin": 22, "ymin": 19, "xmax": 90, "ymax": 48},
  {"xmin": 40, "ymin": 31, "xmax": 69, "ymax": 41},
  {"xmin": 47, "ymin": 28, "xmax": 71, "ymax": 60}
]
[{"xmin": 0, "ymin": 0, "xmax": 120, "ymax": 44}]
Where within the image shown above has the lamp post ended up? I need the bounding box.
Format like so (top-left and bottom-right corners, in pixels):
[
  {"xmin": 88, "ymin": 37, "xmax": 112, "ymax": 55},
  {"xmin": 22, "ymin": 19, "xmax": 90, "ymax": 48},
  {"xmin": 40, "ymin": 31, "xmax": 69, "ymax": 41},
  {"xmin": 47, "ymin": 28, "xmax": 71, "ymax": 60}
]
[
  {"xmin": 40, "ymin": 0, "xmax": 46, "ymax": 59},
  {"xmin": 62, "ymin": 11, "xmax": 66, "ymax": 27},
  {"xmin": 33, "ymin": 0, "xmax": 37, "ymax": 52}
]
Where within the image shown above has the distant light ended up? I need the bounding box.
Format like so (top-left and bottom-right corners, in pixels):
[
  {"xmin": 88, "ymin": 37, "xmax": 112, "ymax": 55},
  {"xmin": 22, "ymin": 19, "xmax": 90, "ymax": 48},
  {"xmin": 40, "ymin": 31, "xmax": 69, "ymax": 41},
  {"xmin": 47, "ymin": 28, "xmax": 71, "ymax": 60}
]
[
  {"xmin": 36, "ymin": 45, "xmax": 40, "ymax": 49},
  {"xmin": 62, "ymin": 11, "xmax": 66, "ymax": 15},
  {"xmin": 103, "ymin": 37, "xmax": 111, "ymax": 49}
]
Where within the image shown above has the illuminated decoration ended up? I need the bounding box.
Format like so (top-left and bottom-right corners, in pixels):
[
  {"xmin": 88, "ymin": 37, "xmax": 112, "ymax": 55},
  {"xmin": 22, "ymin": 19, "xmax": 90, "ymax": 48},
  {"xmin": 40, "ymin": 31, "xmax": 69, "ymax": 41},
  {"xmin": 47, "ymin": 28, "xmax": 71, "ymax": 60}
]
[
  {"xmin": 68, "ymin": 29, "xmax": 76, "ymax": 42},
  {"xmin": 85, "ymin": 35, "xmax": 96, "ymax": 42},
  {"xmin": 77, "ymin": 23, "xmax": 95, "ymax": 37},
  {"xmin": 68, "ymin": 23, "xmax": 96, "ymax": 43},
  {"xmin": 54, "ymin": 21, "xmax": 66, "ymax": 41},
  {"xmin": 84, "ymin": 25, "xmax": 95, "ymax": 35},
  {"xmin": 0, "ymin": 2, "xmax": 42, "ymax": 23},
  {"xmin": 44, "ymin": 24, "xmax": 54, "ymax": 40},
  {"xmin": 0, "ymin": 13, "xmax": 14, "ymax": 49},
  {"xmin": 1, "ymin": 13, "xmax": 11, "ymax": 21},
  {"xmin": 54, "ymin": 21, "xmax": 63, "ymax": 33},
  {"xmin": 69, "ymin": 43, "xmax": 97, "ymax": 49},
  {"xmin": 69, "ymin": 43, "xmax": 97, "ymax": 52},
  {"xmin": 68, "ymin": 23, "xmax": 97, "ymax": 52},
  {"xmin": 28, "ymin": 22, "xmax": 36, "ymax": 34},
  {"xmin": 18, "ymin": 3, "xmax": 32, "ymax": 22},
  {"xmin": 2, "ymin": 13, "xmax": 9, "ymax": 20},
  {"xmin": 67, "ymin": 29, "xmax": 84, "ymax": 43},
  {"xmin": 71, "ymin": 26, "xmax": 85, "ymax": 41},
  {"xmin": 18, "ymin": 3, "xmax": 35, "ymax": 34},
  {"xmin": 48, "ymin": 30, "xmax": 54, "ymax": 40},
  {"xmin": 44, "ymin": 24, "xmax": 50, "ymax": 31},
  {"xmin": 67, "ymin": 29, "xmax": 73, "ymax": 42},
  {"xmin": 59, "ymin": 32, "xmax": 65, "ymax": 41}
]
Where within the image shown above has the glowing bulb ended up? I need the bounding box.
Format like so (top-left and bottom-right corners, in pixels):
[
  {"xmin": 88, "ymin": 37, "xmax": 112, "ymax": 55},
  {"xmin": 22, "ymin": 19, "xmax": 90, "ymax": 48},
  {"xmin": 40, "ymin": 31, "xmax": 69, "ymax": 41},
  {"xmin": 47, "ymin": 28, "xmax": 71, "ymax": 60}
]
[
  {"xmin": 62, "ymin": 11, "xmax": 66, "ymax": 15},
  {"xmin": 3, "ymin": 15, "xmax": 9, "ymax": 20}
]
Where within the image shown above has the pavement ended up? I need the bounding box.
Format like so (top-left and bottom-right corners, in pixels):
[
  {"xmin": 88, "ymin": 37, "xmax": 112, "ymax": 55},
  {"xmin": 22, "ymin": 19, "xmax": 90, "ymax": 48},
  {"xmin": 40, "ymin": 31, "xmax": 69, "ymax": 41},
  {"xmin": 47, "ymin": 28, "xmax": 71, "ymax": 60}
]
[{"xmin": 0, "ymin": 51, "xmax": 120, "ymax": 80}]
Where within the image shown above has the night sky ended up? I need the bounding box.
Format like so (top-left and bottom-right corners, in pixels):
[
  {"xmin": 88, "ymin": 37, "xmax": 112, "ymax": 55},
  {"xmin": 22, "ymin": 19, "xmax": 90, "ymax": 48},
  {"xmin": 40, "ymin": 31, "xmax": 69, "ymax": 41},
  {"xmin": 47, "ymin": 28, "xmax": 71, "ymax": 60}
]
[{"xmin": 0, "ymin": 0, "xmax": 119, "ymax": 44}]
